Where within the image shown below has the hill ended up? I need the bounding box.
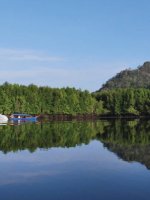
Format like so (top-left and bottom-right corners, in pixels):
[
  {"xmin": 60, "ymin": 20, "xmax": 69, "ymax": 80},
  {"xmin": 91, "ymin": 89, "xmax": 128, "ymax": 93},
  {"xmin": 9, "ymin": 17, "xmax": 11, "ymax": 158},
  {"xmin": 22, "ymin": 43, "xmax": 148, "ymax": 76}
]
[{"xmin": 99, "ymin": 61, "xmax": 150, "ymax": 91}]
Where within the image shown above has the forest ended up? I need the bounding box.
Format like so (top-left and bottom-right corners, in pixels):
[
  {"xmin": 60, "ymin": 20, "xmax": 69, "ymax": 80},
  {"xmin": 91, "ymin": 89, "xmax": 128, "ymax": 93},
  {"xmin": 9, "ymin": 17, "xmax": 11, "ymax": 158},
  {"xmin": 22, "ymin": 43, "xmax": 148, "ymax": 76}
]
[
  {"xmin": 94, "ymin": 88, "xmax": 150, "ymax": 116},
  {"xmin": 0, "ymin": 82, "xmax": 104, "ymax": 115},
  {"xmin": 1, "ymin": 82, "xmax": 150, "ymax": 116}
]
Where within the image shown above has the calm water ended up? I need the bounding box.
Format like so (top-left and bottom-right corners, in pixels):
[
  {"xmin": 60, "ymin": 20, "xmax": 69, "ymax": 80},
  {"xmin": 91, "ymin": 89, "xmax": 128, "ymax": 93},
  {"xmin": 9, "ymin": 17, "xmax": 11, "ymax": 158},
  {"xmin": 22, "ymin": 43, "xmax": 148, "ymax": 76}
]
[{"xmin": 0, "ymin": 119, "xmax": 150, "ymax": 200}]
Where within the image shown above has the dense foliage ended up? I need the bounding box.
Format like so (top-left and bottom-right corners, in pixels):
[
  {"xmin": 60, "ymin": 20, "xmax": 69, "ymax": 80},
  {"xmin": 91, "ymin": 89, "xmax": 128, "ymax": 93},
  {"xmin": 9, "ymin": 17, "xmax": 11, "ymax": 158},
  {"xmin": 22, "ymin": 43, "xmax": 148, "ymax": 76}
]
[
  {"xmin": 95, "ymin": 88, "xmax": 150, "ymax": 115},
  {"xmin": 99, "ymin": 62, "xmax": 150, "ymax": 90},
  {"xmin": 1, "ymin": 82, "xmax": 150, "ymax": 116},
  {"xmin": 0, "ymin": 82, "xmax": 104, "ymax": 115}
]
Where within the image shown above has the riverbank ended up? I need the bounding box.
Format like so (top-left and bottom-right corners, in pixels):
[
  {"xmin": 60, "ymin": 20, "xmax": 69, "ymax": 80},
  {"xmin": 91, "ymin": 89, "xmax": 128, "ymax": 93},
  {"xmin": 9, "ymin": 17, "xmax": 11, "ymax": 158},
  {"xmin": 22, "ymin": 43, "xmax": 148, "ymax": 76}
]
[{"xmin": 37, "ymin": 114, "xmax": 150, "ymax": 121}]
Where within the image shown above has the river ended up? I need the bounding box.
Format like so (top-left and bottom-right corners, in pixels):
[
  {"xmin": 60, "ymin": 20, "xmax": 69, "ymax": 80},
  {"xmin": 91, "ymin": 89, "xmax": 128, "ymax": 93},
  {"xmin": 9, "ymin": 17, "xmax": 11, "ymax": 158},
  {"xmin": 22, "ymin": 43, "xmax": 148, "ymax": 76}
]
[{"xmin": 0, "ymin": 119, "xmax": 150, "ymax": 200}]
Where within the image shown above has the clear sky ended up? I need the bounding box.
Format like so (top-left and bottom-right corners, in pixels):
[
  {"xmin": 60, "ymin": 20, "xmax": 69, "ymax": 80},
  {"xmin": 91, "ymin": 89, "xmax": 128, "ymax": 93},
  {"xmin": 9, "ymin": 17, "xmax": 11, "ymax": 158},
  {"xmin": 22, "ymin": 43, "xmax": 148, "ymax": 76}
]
[{"xmin": 0, "ymin": 0, "xmax": 150, "ymax": 91}]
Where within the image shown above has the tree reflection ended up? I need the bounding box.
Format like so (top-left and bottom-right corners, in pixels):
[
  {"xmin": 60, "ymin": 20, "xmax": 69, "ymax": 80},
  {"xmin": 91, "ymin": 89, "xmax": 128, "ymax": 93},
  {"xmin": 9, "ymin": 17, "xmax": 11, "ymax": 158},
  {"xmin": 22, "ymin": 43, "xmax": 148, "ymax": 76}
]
[
  {"xmin": 97, "ymin": 119, "xmax": 150, "ymax": 169},
  {"xmin": 0, "ymin": 121, "xmax": 106, "ymax": 153},
  {"xmin": 1, "ymin": 119, "xmax": 150, "ymax": 169}
]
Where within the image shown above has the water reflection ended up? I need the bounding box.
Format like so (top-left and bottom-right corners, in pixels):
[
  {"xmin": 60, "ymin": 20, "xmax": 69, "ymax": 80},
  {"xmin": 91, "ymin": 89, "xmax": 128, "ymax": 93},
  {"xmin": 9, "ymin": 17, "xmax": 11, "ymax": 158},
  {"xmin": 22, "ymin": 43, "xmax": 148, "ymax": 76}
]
[
  {"xmin": 97, "ymin": 119, "xmax": 150, "ymax": 169},
  {"xmin": 0, "ymin": 119, "xmax": 150, "ymax": 169},
  {"xmin": 0, "ymin": 120, "xmax": 106, "ymax": 153}
]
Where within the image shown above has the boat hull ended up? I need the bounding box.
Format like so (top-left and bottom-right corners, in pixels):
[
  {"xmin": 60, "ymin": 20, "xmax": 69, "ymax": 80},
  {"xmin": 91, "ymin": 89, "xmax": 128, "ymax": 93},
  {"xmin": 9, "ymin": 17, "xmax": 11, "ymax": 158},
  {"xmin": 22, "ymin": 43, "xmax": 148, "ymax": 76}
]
[
  {"xmin": 10, "ymin": 117, "xmax": 37, "ymax": 121},
  {"xmin": 0, "ymin": 114, "xmax": 8, "ymax": 123}
]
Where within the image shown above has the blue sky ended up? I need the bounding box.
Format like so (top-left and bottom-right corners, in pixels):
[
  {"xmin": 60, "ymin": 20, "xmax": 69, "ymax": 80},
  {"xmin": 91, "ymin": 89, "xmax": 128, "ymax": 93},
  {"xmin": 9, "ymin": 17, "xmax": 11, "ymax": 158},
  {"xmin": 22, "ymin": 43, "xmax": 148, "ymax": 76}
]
[{"xmin": 0, "ymin": 0, "xmax": 150, "ymax": 91}]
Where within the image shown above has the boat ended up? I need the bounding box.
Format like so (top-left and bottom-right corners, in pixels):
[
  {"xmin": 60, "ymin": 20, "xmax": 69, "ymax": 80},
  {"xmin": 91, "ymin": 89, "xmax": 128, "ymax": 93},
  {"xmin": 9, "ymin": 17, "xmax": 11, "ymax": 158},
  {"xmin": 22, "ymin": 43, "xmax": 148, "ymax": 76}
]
[
  {"xmin": 9, "ymin": 113, "xmax": 38, "ymax": 121},
  {"xmin": 0, "ymin": 114, "xmax": 8, "ymax": 123}
]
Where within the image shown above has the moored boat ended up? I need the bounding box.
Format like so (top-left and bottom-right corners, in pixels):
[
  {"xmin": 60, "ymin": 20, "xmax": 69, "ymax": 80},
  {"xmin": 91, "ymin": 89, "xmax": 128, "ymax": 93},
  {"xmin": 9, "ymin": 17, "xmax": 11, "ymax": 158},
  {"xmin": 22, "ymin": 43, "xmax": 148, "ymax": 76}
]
[
  {"xmin": 9, "ymin": 113, "xmax": 38, "ymax": 121},
  {"xmin": 0, "ymin": 114, "xmax": 8, "ymax": 123}
]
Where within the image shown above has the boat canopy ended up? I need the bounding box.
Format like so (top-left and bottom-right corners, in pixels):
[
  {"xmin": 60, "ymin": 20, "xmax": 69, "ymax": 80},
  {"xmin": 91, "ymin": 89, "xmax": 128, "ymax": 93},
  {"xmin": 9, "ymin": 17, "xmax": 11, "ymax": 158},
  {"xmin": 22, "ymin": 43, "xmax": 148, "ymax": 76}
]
[{"xmin": 12, "ymin": 114, "xmax": 33, "ymax": 117}]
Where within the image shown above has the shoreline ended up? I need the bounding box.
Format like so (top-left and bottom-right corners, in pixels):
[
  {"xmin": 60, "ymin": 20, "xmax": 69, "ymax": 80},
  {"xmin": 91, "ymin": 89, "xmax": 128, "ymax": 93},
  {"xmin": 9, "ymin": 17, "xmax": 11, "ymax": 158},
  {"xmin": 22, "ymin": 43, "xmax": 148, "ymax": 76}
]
[{"xmin": 37, "ymin": 114, "xmax": 150, "ymax": 121}]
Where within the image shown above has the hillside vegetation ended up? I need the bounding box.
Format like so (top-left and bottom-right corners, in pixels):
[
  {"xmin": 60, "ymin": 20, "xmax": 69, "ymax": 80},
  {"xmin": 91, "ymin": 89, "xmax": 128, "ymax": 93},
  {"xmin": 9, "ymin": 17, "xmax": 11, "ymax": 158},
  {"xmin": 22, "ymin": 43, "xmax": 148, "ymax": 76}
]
[
  {"xmin": 94, "ymin": 61, "xmax": 150, "ymax": 116},
  {"xmin": 99, "ymin": 62, "xmax": 150, "ymax": 91}
]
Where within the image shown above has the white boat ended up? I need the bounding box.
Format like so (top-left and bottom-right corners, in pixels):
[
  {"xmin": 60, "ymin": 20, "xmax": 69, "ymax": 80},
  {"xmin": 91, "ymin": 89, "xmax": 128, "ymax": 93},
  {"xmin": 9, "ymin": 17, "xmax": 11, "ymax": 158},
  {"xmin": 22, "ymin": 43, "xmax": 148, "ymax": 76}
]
[{"xmin": 0, "ymin": 114, "xmax": 8, "ymax": 123}]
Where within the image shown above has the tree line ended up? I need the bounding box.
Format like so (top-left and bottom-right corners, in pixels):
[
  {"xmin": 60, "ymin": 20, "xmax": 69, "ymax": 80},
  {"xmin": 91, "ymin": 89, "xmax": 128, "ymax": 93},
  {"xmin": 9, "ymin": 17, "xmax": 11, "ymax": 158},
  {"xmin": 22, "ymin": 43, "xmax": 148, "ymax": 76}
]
[
  {"xmin": 94, "ymin": 88, "xmax": 150, "ymax": 116},
  {"xmin": 0, "ymin": 82, "xmax": 104, "ymax": 115},
  {"xmin": 1, "ymin": 83, "xmax": 150, "ymax": 116}
]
